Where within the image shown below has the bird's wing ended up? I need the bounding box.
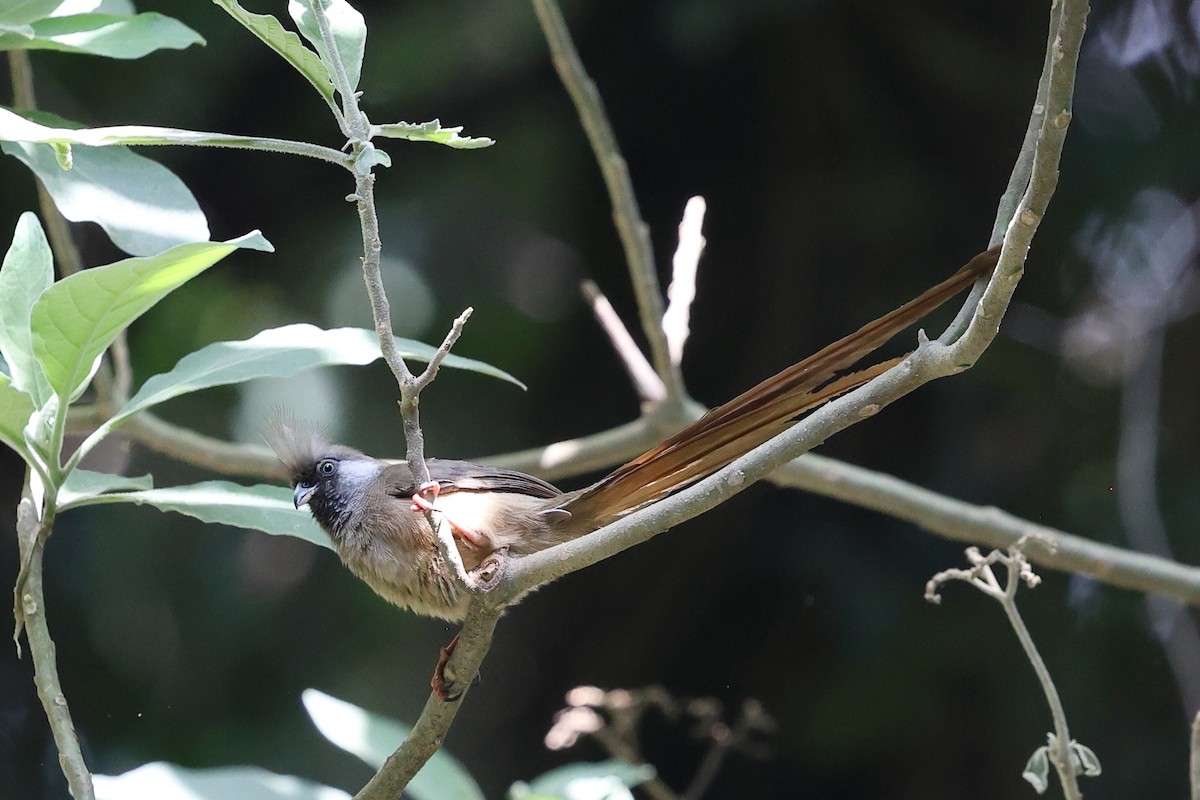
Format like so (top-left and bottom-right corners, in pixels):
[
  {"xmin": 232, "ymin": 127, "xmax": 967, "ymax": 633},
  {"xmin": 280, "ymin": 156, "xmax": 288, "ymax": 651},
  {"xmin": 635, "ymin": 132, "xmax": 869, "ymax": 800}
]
[{"xmin": 380, "ymin": 458, "xmax": 562, "ymax": 499}]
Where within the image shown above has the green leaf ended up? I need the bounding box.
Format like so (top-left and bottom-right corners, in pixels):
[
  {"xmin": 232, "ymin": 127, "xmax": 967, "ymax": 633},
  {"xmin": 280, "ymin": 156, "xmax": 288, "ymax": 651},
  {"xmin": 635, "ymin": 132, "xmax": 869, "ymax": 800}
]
[
  {"xmin": 59, "ymin": 468, "xmax": 151, "ymax": 507},
  {"xmin": 0, "ymin": 375, "xmax": 35, "ymax": 459},
  {"xmin": 108, "ymin": 323, "xmax": 522, "ymax": 430},
  {"xmin": 94, "ymin": 762, "xmax": 350, "ymax": 800},
  {"xmin": 288, "ymin": 0, "xmax": 365, "ymax": 93},
  {"xmin": 0, "ymin": 13, "xmax": 204, "ymax": 58},
  {"xmin": 30, "ymin": 231, "xmax": 272, "ymax": 401},
  {"xmin": 0, "ymin": 22, "xmax": 35, "ymax": 37},
  {"xmin": 81, "ymin": 480, "xmax": 333, "ymax": 550},
  {"xmin": 509, "ymin": 761, "xmax": 655, "ymax": 800},
  {"xmin": 3, "ymin": 113, "xmax": 209, "ymax": 256},
  {"xmin": 0, "ymin": 212, "xmax": 53, "ymax": 404},
  {"xmin": 302, "ymin": 689, "xmax": 485, "ymax": 800},
  {"xmin": 0, "ymin": 1, "xmax": 64, "ymax": 26},
  {"xmin": 1022, "ymin": 745, "xmax": 1050, "ymax": 795},
  {"xmin": 372, "ymin": 119, "xmax": 494, "ymax": 150},
  {"xmin": 212, "ymin": 0, "xmax": 337, "ymax": 114},
  {"xmin": 1070, "ymin": 741, "xmax": 1101, "ymax": 777},
  {"xmin": 353, "ymin": 142, "xmax": 390, "ymax": 174}
]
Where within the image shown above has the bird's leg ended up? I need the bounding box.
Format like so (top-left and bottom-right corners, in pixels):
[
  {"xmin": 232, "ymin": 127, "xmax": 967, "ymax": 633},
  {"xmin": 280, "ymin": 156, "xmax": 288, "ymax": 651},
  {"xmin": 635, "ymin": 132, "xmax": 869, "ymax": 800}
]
[
  {"xmin": 431, "ymin": 632, "xmax": 461, "ymax": 700},
  {"xmin": 410, "ymin": 482, "xmax": 490, "ymax": 549},
  {"xmin": 430, "ymin": 632, "xmax": 481, "ymax": 701}
]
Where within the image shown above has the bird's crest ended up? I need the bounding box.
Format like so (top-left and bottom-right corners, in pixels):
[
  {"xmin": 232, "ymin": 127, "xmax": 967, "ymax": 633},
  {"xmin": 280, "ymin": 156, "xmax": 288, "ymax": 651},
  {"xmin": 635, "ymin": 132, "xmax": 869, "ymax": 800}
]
[{"xmin": 262, "ymin": 410, "xmax": 328, "ymax": 478}]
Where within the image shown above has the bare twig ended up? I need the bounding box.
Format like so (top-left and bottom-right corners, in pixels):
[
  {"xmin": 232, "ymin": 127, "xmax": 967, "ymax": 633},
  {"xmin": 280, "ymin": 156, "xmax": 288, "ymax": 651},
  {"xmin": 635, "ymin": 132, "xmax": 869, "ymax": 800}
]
[
  {"xmin": 582, "ymin": 280, "xmax": 665, "ymax": 404},
  {"xmin": 302, "ymin": 4, "xmax": 492, "ymax": 793},
  {"xmin": 941, "ymin": 0, "xmax": 1087, "ymax": 364},
  {"xmin": 530, "ymin": 0, "xmax": 685, "ymax": 403},
  {"xmin": 927, "ymin": 542, "xmax": 1096, "ymax": 800},
  {"xmin": 663, "ymin": 196, "xmax": 706, "ymax": 366},
  {"xmin": 413, "ymin": 308, "xmax": 474, "ymax": 393},
  {"xmin": 772, "ymin": 451, "xmax": 1200, "ymax": 604}
]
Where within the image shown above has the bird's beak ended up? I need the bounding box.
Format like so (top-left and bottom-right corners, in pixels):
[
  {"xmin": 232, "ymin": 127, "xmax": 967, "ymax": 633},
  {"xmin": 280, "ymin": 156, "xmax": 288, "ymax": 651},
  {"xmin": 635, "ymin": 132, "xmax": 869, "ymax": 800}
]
[{"xmin": 293, "ymin": 483, "xmax": 316, "ymax": 509}]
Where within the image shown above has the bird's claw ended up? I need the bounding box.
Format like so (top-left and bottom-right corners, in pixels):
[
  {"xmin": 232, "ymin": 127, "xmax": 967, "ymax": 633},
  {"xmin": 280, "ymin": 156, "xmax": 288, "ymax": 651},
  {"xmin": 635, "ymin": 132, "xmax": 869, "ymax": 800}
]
[{"xmin": 411, "ymin": 482, "xmax": 488, "ymax": 549}]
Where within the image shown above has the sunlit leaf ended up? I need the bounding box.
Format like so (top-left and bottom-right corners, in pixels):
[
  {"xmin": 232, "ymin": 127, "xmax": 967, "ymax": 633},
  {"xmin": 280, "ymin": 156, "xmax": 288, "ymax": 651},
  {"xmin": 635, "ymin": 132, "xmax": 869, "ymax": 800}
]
[
  {"xmin": 58, "ymin": 468, "xmax": 152, "ymax": 507},
  {"xmin": 3, "ymin": 111, "xmax": 209, "ymax": 256},
  {"xmin": 213, "ymin": 0, "xmax": 336, "ymax": 113},
  {"xmin": 288, "ymin": 0, "xmax": 365, "ymax": 92},
  {"xmin": 302, "ymin": 689, "xmax": 485, "ymax": 800},
  {"xmin": 372, "ymin": 120, "xmax": 494, "ymax": 150},
  {"xmin": 30, "ymin": 231, "xmax": 272, "ymax": 400},
  {"xmin": 0, "ymin": 212, "xmax": 53, "ymax": 404},
  {"xmin": 79, "ymin": 480, "xmax": 332, "ymax": 550},
  {"xmin": 93, "ymin": 762, "xmax": 350, "ymax": 800},
  {"xmin": 0, "ymin": 1, "xmax": 64, "ymax": 26},
  {"xmin": 106, "ymin": 323, "xmax": 521, "ymax": 435},
  {"xmin": 0, "ymin": 13, "xmax": 203, "ymax": 58}
]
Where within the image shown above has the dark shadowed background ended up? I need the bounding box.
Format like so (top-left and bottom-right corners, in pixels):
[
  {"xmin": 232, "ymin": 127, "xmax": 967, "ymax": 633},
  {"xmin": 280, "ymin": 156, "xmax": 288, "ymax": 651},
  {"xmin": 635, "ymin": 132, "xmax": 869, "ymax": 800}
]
[{"xmin": 3, "ymin": 0, "xmax": 1200, "ymax": 797}]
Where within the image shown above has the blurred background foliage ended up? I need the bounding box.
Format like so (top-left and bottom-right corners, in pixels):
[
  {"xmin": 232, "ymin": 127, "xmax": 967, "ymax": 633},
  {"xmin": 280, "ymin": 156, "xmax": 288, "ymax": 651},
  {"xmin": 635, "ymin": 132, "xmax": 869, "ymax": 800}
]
[{"xmin": 2, "ymin": 0, "xmax": 1200, "ymax": 797}]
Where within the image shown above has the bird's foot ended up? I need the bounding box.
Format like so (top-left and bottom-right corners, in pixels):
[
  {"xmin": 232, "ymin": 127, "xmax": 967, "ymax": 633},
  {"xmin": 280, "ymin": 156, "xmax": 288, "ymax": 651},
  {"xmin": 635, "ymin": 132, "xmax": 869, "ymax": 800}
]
[
  {"xmin": 431, "ymin": 632, "xmax": 482, "ymax": 701},
  {"xmin": 411, "ymin": 482, "xmax": 489, "ymax": 549}
]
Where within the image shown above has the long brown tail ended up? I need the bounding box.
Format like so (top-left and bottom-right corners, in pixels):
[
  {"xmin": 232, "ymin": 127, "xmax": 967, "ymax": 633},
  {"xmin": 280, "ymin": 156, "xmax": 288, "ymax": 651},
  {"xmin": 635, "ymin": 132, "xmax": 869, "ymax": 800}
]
[{"xmin": 561, "ymin": 245, "xmax": 1000, "ymax": 525}]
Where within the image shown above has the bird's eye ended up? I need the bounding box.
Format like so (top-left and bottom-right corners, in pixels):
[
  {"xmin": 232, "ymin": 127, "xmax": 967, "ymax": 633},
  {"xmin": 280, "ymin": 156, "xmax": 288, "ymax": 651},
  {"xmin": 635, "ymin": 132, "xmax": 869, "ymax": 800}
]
[{"xmin": 317, "ymin": 459, "xmax": 336, "ymax": 477}]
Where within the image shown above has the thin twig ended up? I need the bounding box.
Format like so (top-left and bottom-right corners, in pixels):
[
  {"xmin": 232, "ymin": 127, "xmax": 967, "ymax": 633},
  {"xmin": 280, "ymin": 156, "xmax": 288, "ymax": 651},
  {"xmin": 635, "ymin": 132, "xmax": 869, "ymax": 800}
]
[
  {"xmin": 663, "ymin": 196, "xmax": 706, "ymax": 367},
  {"xmin": 941, "ymin": 0, "xmax": 1074, "ymax": 343},
  {"xmin": 999, "ymin": 566, "xmax": 1083, "ymax": 800},
  {"xmin": 991, "ymin": 1, "xmax": 1058, "ymax": 245},
  {"xmin": 530, "ymin": 0, "xmax": 685, "ymax": 403},
  {"xmin": 352, "ymin": 605, "xmax": 502, "ymax": 800},
  {"xmin": 927, "ymin": 544, "xmax": 1086, "ymax": 800},
  {"xmin": 942, "ymin": 0, "xmax": 1088, "ymax": 365},
  {"xmin": 582, "ymin": 280, "xmax": 665, "ymax": 404},
  {"xmin": 412, "ymin": 307, "xmax": 475, "ymax": 393},
  {"xmin": 774, "ymin": 452, "xmax": 1200, "ymax": 605},
  {"xmin": 304, "ymin": 8, "xmax": 490, "ymax": 794}
]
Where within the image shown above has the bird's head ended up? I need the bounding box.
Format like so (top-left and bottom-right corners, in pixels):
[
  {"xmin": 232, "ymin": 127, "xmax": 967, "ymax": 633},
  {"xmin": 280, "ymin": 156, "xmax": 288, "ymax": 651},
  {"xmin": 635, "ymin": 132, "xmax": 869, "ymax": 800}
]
[{"xmin": 264, "ymin": 416, "xmax": 385, "ymax": 536}]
